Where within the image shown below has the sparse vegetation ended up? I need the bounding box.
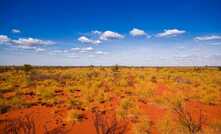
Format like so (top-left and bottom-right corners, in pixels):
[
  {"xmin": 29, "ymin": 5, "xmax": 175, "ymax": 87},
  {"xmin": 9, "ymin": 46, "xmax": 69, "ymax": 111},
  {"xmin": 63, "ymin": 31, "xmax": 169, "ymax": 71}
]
[{"xmin": 0, "ymin": 66, "xmax": 220, "ymax": 133}]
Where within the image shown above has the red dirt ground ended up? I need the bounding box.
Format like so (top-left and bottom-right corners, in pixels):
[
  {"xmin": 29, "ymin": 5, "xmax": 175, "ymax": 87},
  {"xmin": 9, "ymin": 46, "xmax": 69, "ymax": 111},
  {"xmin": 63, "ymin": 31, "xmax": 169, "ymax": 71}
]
[{"xmin": 0, "ymin": 84, "xmax": 221, "ymax": 134}]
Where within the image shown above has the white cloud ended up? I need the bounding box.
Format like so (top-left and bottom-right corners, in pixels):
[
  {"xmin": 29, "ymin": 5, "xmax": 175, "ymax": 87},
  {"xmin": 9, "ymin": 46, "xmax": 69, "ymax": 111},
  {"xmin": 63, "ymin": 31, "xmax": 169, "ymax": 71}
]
[
  {"xmin": 70, "ymin": 47, "xmax": 94, "ymax": 53},
  {"xmin": 17, "ymin": 45, "xmax": 36, "ymax": 50},
  {"xmin": 156, "ymin": 29, "xmax": 186, "ymax": 37},
  {"xmin": 35, "ymin": 48, "xmax": 46, "ymax": 52},
  {"xmin": 1, "ymin": 35, "xmax": 56, "ymax": 47},
  {"xmin": 11, "ymin": 38, "xmax": 56, "ymax": 46},
  {"xmin": 99, "ymin": 31, "xmax": 124, "ymax": 40},
  {"xmin": 194, "ymin": 35, "xmax": 221, "ymax": 41},
  {"xmin": 95, "ymin": 51, "xmax": 108, "ymax": 55},
  {"xmin": 174, "ymin": 54, "xmax": 193, "ymax": 59},
  {"xmin": 81, "ymin": 47, "xmax": 94, "ymax": 51},
  {"xmin": 79, "ymin": 50, "xmax": 88, "ymax": 53},
  {"xmin": 129, "ymin": 28, "xmax": 148, "ymax": 37},
  {"xmin": 78, "ymin": 36, "xmax": 101, "ymax": 45},
  {"xmin": 0, "ymin": 35, "xmax": 10, "ymax": 42},
  {"xmin": 11, "ymin": 29, "xmax": 21, "ymax": 33},
  {"xmin": 79, "ymin": 30, "xmax": 124, "ymax": 44},
  {"xmin": 91, "ymin": 30, "xmax": 102, "ymax": 35},
  {"xmin": 16, "ymin": 45, "xmax": 46, "ymax": 52},
  {"xmin": 70, "ymin": 47, "xmax": 81, "ymax": 51}
]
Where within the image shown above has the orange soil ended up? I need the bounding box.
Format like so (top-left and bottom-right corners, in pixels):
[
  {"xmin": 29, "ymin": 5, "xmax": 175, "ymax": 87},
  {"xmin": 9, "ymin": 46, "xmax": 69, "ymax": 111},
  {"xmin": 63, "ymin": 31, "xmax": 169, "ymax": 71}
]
[{"xmin": 1, "ymin": 84, "xmax": 221, "ymax": 134}]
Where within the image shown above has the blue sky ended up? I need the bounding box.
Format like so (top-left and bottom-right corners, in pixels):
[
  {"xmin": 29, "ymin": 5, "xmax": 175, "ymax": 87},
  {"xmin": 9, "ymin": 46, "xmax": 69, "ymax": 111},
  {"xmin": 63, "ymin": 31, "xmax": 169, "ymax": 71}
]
[{"xmin": 0, "ymin": 0, "xmax": 221, "ymax": 66}]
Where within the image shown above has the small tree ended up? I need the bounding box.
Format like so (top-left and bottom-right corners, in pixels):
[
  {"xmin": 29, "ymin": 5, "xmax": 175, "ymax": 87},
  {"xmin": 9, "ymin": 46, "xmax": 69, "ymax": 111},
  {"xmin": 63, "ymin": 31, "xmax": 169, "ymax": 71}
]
[
  {"xmin": 112, "ymin": 64, "xmax": 119, "ymax": 73},
  {"xmin": 173, "ymin": 102, "xmax": 206, "ymax": 134},
  {"xmin": 23, "ymin": 64, "xmax": 32, "ymax": 72}
]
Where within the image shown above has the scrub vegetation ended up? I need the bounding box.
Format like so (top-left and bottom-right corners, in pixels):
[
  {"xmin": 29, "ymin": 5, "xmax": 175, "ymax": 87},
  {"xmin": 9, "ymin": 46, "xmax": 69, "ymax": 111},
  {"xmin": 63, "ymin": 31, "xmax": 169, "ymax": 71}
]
[{"xmin": 0, "ymin": 65, "xmax": 221, "ymax": 134}]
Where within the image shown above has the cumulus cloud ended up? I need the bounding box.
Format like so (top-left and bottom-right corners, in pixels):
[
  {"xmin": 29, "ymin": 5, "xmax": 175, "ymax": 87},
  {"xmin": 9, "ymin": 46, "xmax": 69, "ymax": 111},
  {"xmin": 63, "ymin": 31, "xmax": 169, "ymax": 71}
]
[
  {"xmin": 78, "ymin": 31, "xmax": 124, "ymax": 44},
  {"xmin": 194, "ymin": 35, "xmax": 221, "ymax": 41},
  {"xmin": 0, "ymin": 35, "xmax": 10, "ymax": 42},
  {"xmin": 11, "ymin": 38, "xmax": 56, "ymax": 46},
  {"xmin": 156, "ymin": 29, "xmax": 186, "ymax": 37},
  {"xmin": 99, "ymin": 31, "xmax": 124, "ymax": 40},
  {"xmin": 78, "ymin": 36, "xmax": 101, "ymax": 45},
  {"xmin": 11, "ymin": 29, "xmax": 21, "ymax": 33},
  {"xmin": 129, "ymin": 28, "xmax": 148, "ymax": 37},
  {"xmin": 1, "ymin": 34, "xmax": 56, "ymax": 47}
]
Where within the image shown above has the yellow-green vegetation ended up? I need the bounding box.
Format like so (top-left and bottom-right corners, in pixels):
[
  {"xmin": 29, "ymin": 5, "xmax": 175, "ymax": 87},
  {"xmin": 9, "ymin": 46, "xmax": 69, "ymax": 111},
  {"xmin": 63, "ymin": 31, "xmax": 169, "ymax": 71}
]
[
  {"xmin": 116, "ymin": 97, "xmax": 140, "ymax": 120},
  {"xmin": 136, "ymin": 84, "xmax": 154, "ymax": 103},
  {"xmin": 0, "ymin": 66, "xmax": 221, "ymax": 133},
  {"xmin": 68, "ymin": 97, "xmax": 83, "ymax": 109}
]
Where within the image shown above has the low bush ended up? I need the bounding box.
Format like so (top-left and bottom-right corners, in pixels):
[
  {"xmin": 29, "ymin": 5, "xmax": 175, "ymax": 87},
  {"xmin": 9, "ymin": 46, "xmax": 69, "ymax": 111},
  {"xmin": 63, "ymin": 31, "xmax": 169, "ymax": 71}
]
[
  {"xmin": 69, "ymin": 98, "xmax": 83, "ymax": 109},
  {"xmin": 116, "ymin": 98, "xmax": 140, "ymax": 121},
  {"xmin": 174, "ymin": 103, "xmax": 207, "ymax": 134}
]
